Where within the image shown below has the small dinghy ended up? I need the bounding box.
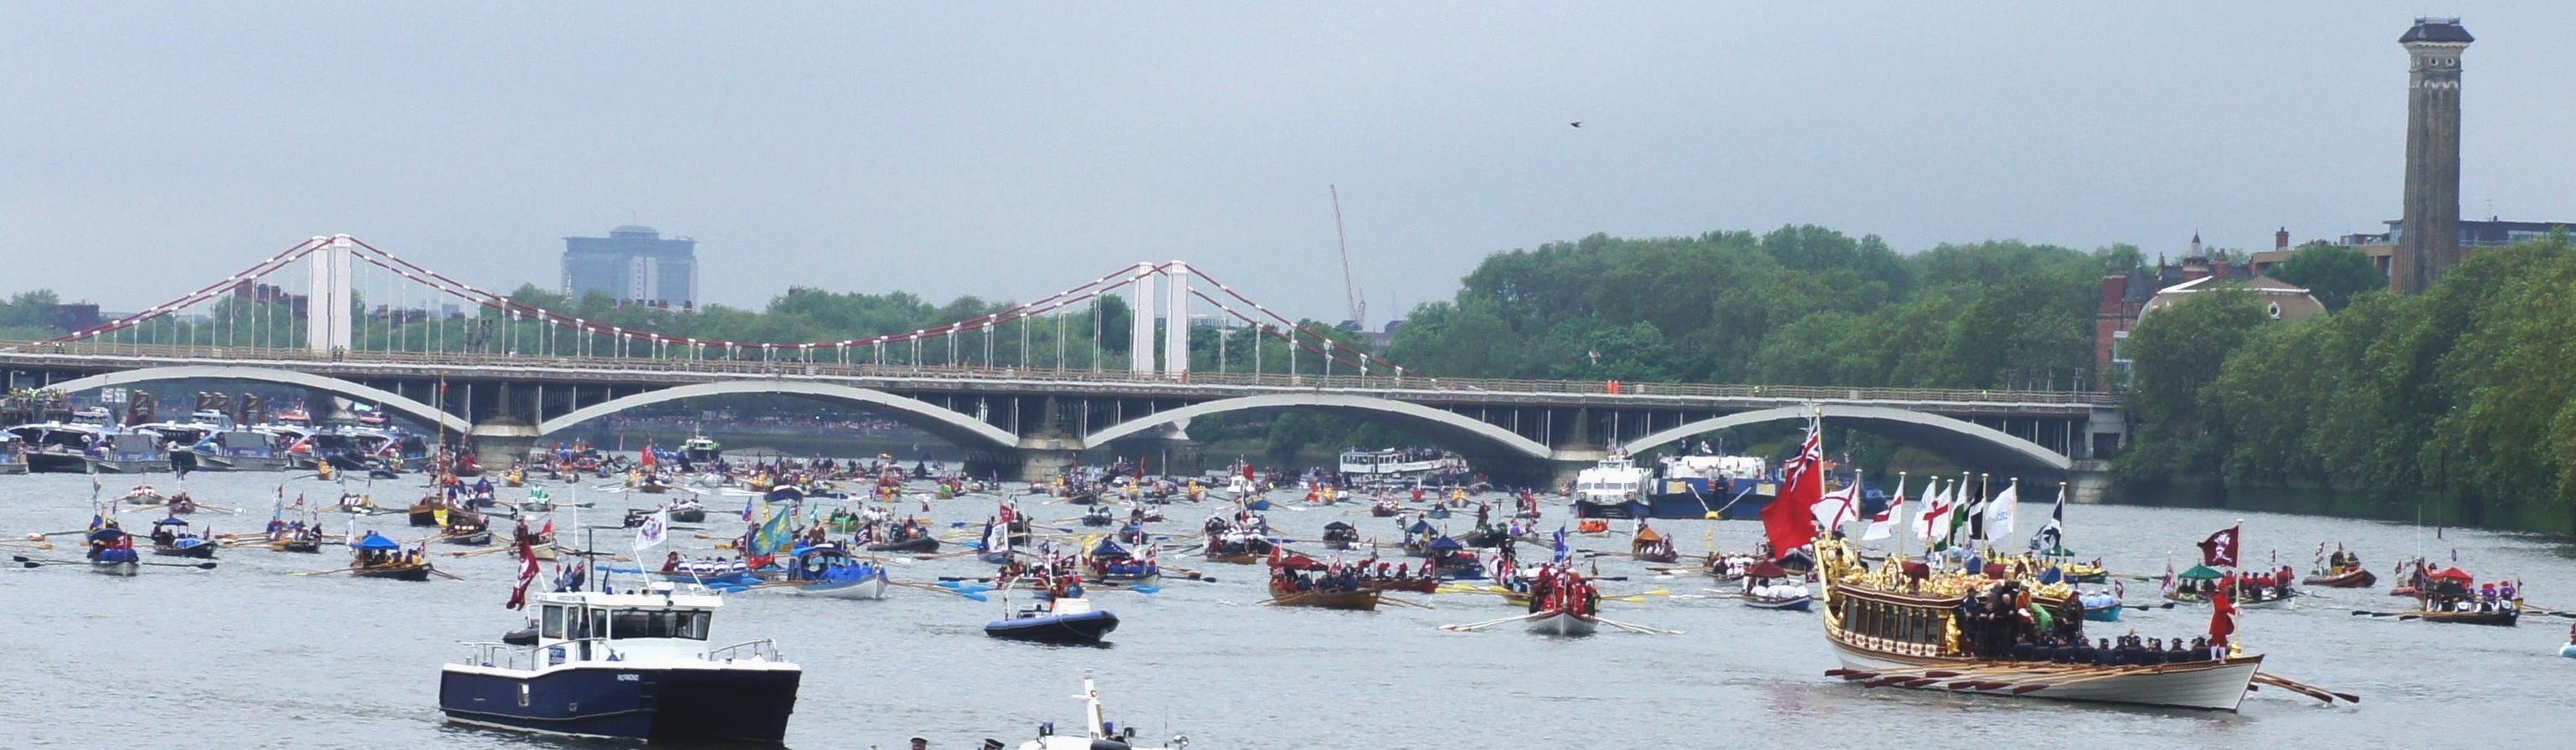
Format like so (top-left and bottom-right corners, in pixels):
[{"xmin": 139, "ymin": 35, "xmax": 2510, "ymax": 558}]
[{"xmin": 987, "ymin": 583, "xmax": 1119, "ymax": 645}]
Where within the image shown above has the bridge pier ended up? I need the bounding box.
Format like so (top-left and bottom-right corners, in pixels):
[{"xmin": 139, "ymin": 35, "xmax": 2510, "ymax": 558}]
[{"xmin": 470, "ymin": 421, "xmax": 541, "ymax": 469}]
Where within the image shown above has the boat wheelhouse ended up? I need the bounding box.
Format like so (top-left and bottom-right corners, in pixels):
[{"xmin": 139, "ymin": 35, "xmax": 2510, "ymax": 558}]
[{"xmin": 440, "ymin": 583, "xmax": 802, "ymax": 743}]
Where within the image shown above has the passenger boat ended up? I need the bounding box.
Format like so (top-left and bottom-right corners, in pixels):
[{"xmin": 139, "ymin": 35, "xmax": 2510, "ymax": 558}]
[
  {"xmin": 1005, "ymin": 676, "xmax": 1186, "ymax": 750},
  {"xmin": 985, "ymin": 584, "xmax": 1119, "ymax": 645},
  {"xmin": 440, "ymin": 582, "xmax": 801, "ymax": 743},
  {"xmin": 5, "ymin": 421, "xmax": 109, "ymax": 474},
  {"xmin": 1338, "ymin": 447, "xmax": 1468, "ymax": 487},
  {"xmin": 1570, "ymin": 455, "xmax": 1653, "ymax": 519},
  {"xmin": 1814, "ymin": 538, "xmax": 2263, "ymax": 711},
  {"xmin": 86, "ymin": 524, "xmax": 141, "ymax": 576},
  {"xmin": 349, "ymin": 532, "xmax": 434, "ymax": 581},
  {"xmin": 782, "ymin": 545, "xmax": 889, "ymax": 599},
  {"xmin": 442, "ymin": 513, "xmax": 493, "ymax": 546},
  {"xmin": 147, "ymin": 516, "xmax": 218, "ymax": 558},
  {"xmin": 666, "ymin": 498, "xmax": 707, "ymax": 524},
  {"xmin": 1080, "ymin": 506, "xmax": 1115, "ymax": 527},
  {"xmin": 1370, "ymin": 501, "xmax": 1399, "ymax": 517}
]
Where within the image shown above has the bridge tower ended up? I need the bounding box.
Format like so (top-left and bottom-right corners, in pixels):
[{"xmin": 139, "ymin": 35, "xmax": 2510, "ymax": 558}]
[
  {"xmin": 1164, "ymin": 260, "xmax": 1190, "ymax": 378},
  {"xmin": 1129, "ymin": 262, "xmax": 1155, "ymax": 376},
  {"xmin": 306, "ymin": 234, "xmax": 353, "ymax": 354}
]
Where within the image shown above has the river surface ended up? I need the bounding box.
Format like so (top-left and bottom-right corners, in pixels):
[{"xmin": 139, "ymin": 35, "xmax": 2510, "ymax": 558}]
[{"xmin": 3, "ymin": 470, "xmax": 2572, "ymax": 749}]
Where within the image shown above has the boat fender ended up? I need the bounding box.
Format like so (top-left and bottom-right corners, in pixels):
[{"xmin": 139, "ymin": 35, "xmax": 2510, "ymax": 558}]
[
  {"xmin": 501, "ymin": 627, "xmax": 539, "ymax": 645},
  {"xmin": 1088, "ymin": 742, "xmax": 1131, "ymax": 750}
]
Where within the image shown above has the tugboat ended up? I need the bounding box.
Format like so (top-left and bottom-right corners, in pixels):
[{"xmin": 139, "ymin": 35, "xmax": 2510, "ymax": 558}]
[
  {"xmin": 440, "ymin": 581, "xmax": 802, "ymax": 743},
  {"xmin": 1008, "ymin": 676, "xmax": 1188, "ymax": 750}
]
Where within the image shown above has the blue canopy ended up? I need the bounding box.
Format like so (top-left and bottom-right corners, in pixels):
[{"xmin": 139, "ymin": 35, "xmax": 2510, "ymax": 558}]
[
  {"xmin": 1406, "ymin": 521, "xmax": 1433, "ymax": 534},
  {"xmin": 353, "ymin": 532, "xmax": 401, "ymax": 551},
  {"xmin": 1430, "ymin": 536, "xmax": 1463, "ymax": 550},
  {"xmin": 766, "ymin": 486, "xmax": 805, "ymax": 503},
  {"xmin": 1089, "ymin": 538, "xmax": 1132, "ymax": 560}
]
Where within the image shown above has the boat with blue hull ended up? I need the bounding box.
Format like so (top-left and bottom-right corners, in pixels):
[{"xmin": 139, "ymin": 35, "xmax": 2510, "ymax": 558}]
[
  {"xmin": 439, "ymin": 583, "xmax": 802, "ymax": 744},
  {"xmin": 987, "ymin": 587, "xmax": 1120, "ymax": 645}
]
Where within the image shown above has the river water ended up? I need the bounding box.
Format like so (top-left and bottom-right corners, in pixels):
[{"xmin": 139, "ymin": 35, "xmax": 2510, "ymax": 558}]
[{"xmin": 3, "ymin": 470, "xmax": 2571, "ymax": 749}]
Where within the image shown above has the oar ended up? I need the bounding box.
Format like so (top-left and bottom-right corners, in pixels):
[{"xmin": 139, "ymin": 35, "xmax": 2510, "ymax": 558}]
[
  {"xmin": 1378, "ymin": 595, "xmax": 1432, "ymax": 609},
  {"xmin": 1441, "ymin": 612, "xmax": 1549, "ymax": 631},
  {"xmin": 295, "ymin": 567, "xmax": 361, "ymax": 576},
  {"xmin": 2121, "ymin": 602, "xmax": 2178, "ymax": 611},
  {"xmin": 1591, "ymin": 616, "xmax": 1681, "ymax": 634},
  {"xmin": 142, "ymin": 561, "xmax": 219, "ymax": 570},
  {"xmin": 893, "ymin": 581, "xmax": 986, "ymax": 601}
]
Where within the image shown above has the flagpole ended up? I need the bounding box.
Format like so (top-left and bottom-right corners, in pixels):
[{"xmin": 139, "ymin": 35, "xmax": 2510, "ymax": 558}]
[{"xmin": 1893, "ymin": 471, "xmax": 1907, "ymax": 559}]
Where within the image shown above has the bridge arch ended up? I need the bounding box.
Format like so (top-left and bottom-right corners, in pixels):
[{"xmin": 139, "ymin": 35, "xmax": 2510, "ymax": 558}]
[
  {"xmin": 1621, "ymin": 404, "xmax": 2073, "ymax": 472},
  {"xmin": 535, "ymin": 381, "xmax": 1021, "ymax": 449},
  {"xmin": 1083, "ymin": 393, "xmax": 1553, "ymax": 460},
  {"xmin": 38, "ymin": 366, "xmax": 472, "ymax": 434}
]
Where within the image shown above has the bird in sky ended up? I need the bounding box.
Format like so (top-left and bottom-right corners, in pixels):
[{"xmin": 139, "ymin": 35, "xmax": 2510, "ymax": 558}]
[{"xmin": 1570, "ymin": 121, "xmax": 1582, "ymax": 127}]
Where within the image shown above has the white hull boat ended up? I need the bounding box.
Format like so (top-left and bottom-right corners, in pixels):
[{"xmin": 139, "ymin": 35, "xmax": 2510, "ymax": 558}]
[
  {"xmin": 1826, "ymin": 639, "xmax": 2262, "ymax": 711},
  {"xmin": 1525, "ymin": 611, "xmax": 1599, "ymax": 636}
]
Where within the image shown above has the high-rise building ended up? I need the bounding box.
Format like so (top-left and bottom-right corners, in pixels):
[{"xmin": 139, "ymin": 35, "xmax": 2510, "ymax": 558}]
[
  {"xmin": 2394, "ymin": 17, "xmax": 2471, "ymax": 295},
  {"xmin": 562, "ymin": 226, "xmax": 697, "ymax": 308}
]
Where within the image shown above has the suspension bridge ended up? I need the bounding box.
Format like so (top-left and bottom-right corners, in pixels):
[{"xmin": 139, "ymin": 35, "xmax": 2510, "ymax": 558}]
[{"xmin": 0, "ymin": 234, "xmax": 2123, "ymax": 483}]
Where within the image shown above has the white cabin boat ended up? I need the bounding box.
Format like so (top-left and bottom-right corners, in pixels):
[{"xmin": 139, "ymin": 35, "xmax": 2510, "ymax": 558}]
[{"xmin": 439, "ymin": 583, "xmax": 802, "ymax": 742}]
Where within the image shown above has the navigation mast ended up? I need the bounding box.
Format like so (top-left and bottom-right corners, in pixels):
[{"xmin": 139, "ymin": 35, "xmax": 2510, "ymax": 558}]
[{"xmin": 1330, "ymin": 185, "xmax": 1364, "ymax": 331}]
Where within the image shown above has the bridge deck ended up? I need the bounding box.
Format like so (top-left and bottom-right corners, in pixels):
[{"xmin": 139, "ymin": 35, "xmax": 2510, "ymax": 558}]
[{"xmin": 0, "ymin": 342, "xmax": 2113, "ymax": 417}]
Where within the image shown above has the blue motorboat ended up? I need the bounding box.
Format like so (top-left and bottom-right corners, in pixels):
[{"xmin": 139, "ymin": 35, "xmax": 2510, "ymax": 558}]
[{"xmin": 986, "ymin": 591, "xmax": 1119, "ymax": 645}]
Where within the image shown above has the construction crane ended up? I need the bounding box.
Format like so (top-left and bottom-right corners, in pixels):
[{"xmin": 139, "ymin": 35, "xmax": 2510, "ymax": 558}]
[{"xmin": 1330, "ymin": 185, "xmax": 1365, "ymax": 331}]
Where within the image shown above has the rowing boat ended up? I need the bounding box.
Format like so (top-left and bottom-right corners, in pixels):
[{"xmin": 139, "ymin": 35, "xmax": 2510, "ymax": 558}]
[{"xmin": 1526, "ymin": 611, "xmax": 1598, "ymax": 636}]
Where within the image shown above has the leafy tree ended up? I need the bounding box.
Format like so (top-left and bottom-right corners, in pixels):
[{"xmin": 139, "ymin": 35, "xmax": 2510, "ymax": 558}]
[
  {"xmin": 2113, "ymin": 289, "xmax": 2269, "ymax": 482},
  {"xmin": 2267, "ymin": 243, "xmax": 2384, "ymax": 311}
]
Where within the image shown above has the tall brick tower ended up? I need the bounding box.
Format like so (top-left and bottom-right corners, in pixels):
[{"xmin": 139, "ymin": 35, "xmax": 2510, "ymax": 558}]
[{"xmin": 2395, "ymin": 18, "xmax": 2472, "ymax": 295}]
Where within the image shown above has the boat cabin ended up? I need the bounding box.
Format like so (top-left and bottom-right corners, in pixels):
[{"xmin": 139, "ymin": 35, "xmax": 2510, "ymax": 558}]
[{"xmin": 508, "ymin": 586, "xmax": 733, "ymax": 667}]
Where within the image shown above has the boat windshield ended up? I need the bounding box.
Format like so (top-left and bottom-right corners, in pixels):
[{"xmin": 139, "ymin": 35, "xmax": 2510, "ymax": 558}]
[{"xmin": 608, "ymin": 609, "xmax": 712, "ymax": 640}]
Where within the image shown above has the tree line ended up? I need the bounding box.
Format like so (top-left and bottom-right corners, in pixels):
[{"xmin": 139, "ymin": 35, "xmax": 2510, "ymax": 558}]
[{"xmin": 2117, "ymin": 234, "xmax": 2576, "ymax": 532}]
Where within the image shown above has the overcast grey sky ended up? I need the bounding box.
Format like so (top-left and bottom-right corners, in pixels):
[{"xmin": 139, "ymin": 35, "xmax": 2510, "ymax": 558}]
[{"xmin": 6, "ymin": 3, "xmax": 2572, "ymax": 321}]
